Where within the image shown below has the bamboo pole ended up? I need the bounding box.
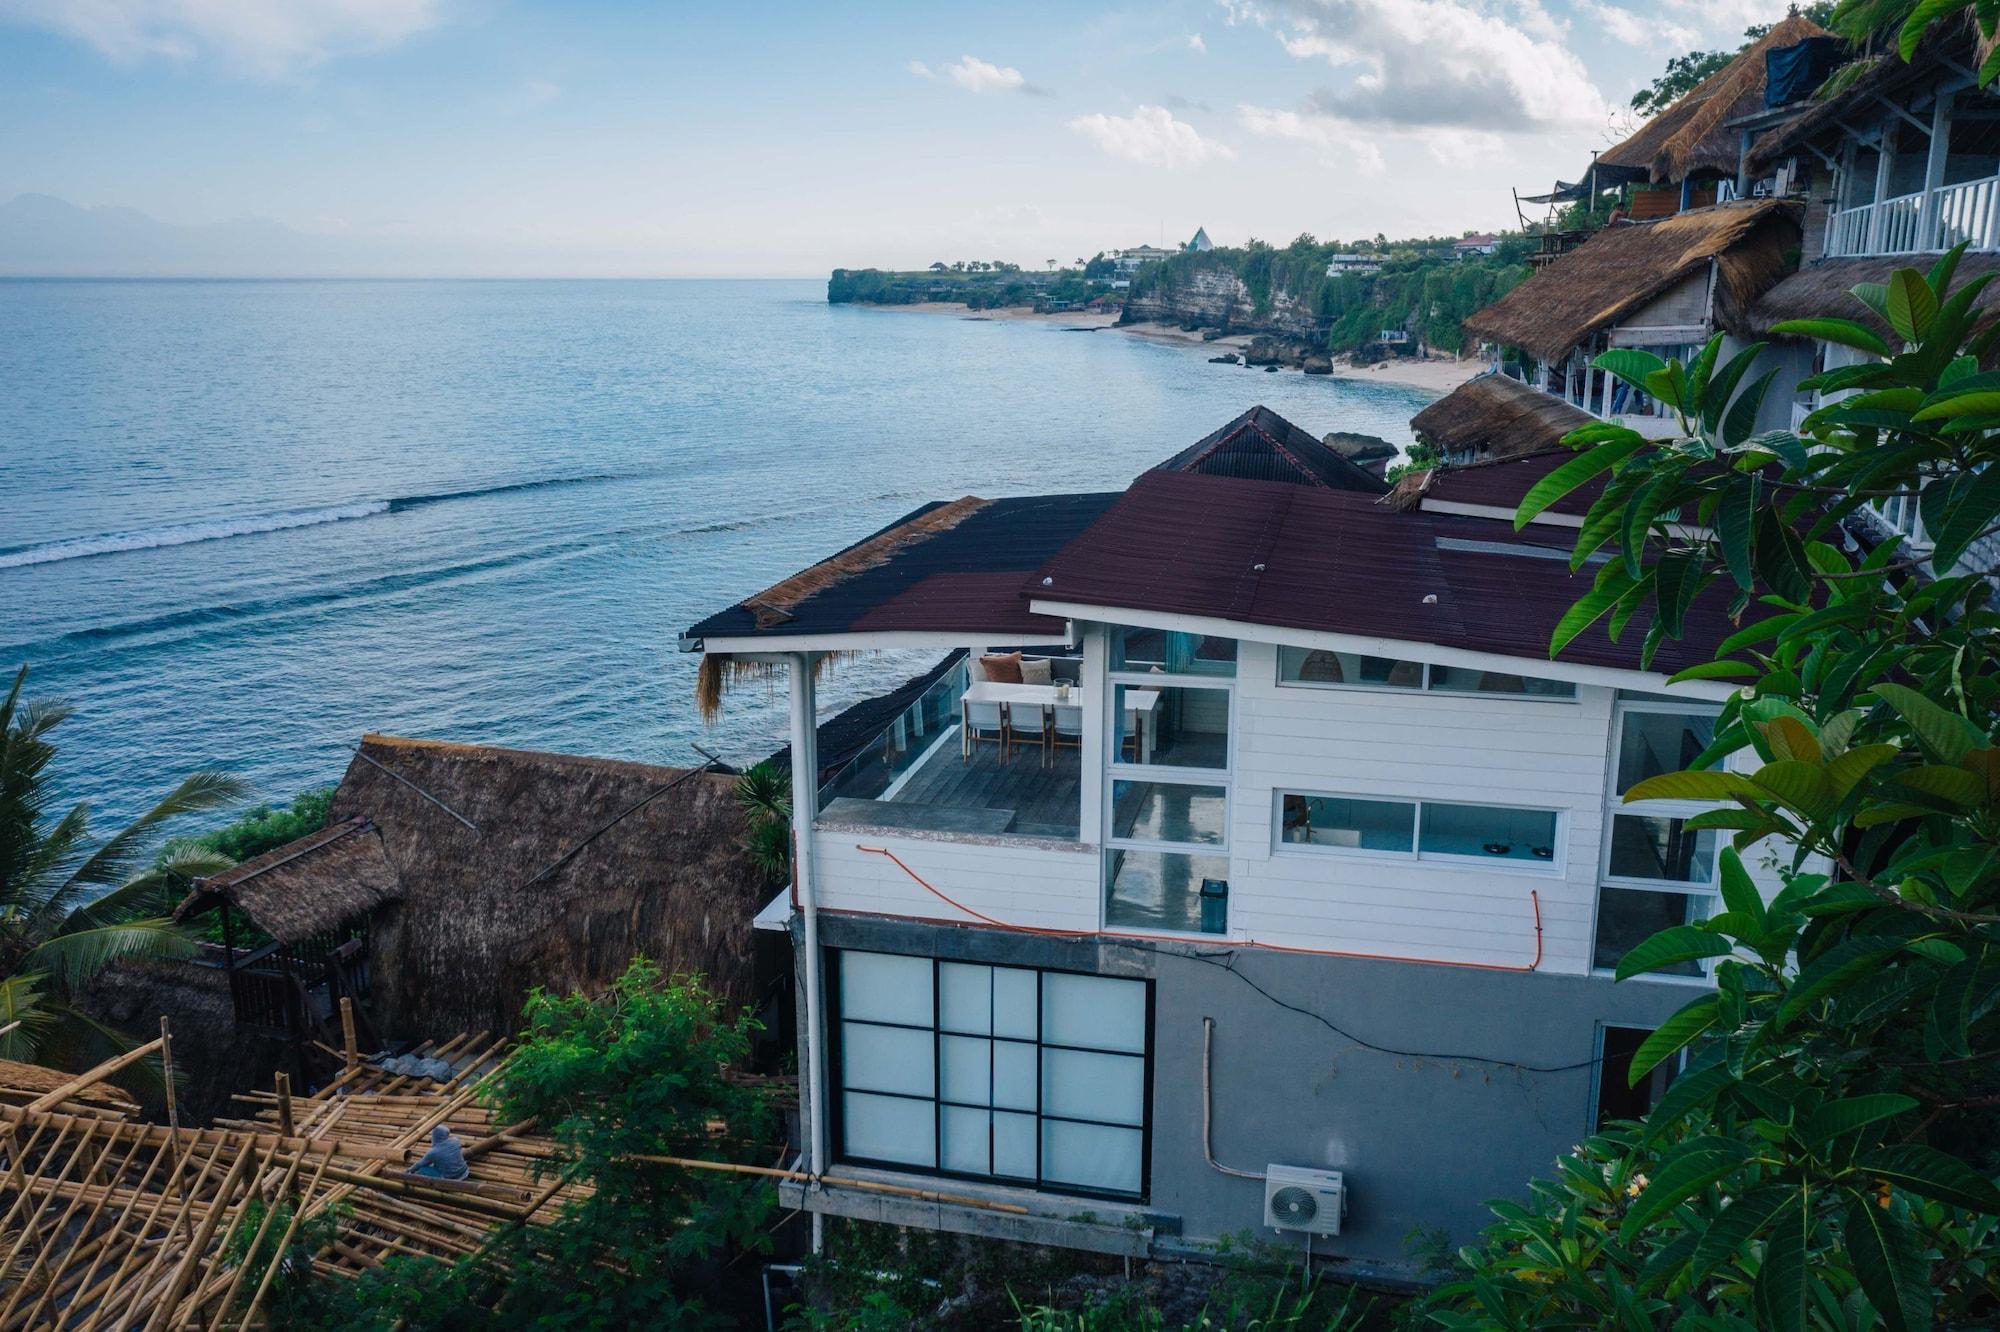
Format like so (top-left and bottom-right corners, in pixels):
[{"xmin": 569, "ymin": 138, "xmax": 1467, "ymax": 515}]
[
  {"xmin": 17, "ymin": 1037, "xmax": 163, "ymax": 1117},
  {"xmin": 234, "ymin": 1153, "xmax": 334, "ymax": 1332},
  {"xmin": 340, "ymin": 999, "xmax": 358, "ymax": 1073},
  {"xmin": 143, "ymin": 1141, "xmax": 254, "ymax": 1332},
  {"xmin": 274, "ymin": 1073, "xmax": 294, "ymax": 1139},
  {"xmin": 201, "ymin": 1146, "xmax": 305, "ymax": 1331}
]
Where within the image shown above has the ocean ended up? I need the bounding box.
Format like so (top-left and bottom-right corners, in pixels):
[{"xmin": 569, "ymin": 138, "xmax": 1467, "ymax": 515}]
[{"xmin": 1, "ymin": 278, "xmax": 1440, "ymax": 825}]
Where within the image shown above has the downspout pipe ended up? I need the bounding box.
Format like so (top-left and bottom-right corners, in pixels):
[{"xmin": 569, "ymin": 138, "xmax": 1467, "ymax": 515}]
[{"xmin": 788, "ymin": 652, "xmax": 829, "ymax": 1252}]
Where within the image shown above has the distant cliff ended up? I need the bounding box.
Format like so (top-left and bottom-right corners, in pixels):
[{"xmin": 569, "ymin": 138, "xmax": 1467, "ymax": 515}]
[
  {"xmin": 829, "ymin": 267, "xmax": 1115, "ymax": 311},
  {"xmin": 1121, "ymin": 238, "xmax": 1529, "ymax": 355}
]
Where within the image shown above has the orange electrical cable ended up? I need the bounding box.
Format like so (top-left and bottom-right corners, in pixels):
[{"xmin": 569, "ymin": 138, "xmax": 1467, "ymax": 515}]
[{"xmin": 851, "ymin": 843, "xmax": 1543, "ymax": 973}]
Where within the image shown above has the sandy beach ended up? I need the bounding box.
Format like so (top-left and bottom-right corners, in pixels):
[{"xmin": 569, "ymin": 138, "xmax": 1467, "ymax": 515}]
[{"xmin": 879, "ymin": 302, "xmax": 1123, "ymax": 328}]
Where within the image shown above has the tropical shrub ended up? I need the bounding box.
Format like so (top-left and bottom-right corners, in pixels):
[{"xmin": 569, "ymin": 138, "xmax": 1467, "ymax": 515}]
[{"xmin": 1426, "ymin": 251, "xmax": 2000, "ymax": 1329}]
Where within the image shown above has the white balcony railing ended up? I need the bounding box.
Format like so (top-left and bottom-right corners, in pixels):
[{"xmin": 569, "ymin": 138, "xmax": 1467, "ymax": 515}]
[{"xmin": 1825, "ymin": 174, "xmax": 2000, "ymax": 257}]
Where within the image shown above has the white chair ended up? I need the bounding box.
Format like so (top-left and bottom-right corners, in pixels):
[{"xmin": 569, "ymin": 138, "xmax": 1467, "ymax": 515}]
[
  {"xmin": 1050, "ymin": 705, "xmax": 1083, "ymax": 766},
  {"xmin": 1013, "ymin": 703, "xmax": 1053, "ymax": 767},
  {"xmin": 963, "ymin": 699, "xmax": 1009, "ymax": 762}
]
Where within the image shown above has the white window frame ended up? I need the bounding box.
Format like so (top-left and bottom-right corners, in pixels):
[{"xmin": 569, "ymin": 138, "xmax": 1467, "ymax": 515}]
[
  {"xmin": 1273, "ymin": 647, "xmax": 1579, "ymax": 703},
  {"xmin": 1270, "ymin": 788, "xmax": 1566, "ymax": 876},
  {"xmin": 1104, "ymin": 643, "xmax": 1236, "ymax": 937}
]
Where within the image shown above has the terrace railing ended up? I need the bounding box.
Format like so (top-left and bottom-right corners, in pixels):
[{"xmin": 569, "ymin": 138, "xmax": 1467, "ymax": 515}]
[
  {"xmin": 1825, "ymin": 175, "xmax": 2000, "ymax": 257},
  {"xmin": 816, "ymin": 657, "xmax": 970, "ymax": 811}
]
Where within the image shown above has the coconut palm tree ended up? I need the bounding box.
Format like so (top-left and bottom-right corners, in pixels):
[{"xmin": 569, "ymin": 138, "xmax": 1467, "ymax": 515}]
[
  {"xmin": 0, "ymin": 665, "xmax": 244, "ymax": 1067},
  {"xmin": 732, "ymin": 760, "xmax": 791, "ymax": 888}
]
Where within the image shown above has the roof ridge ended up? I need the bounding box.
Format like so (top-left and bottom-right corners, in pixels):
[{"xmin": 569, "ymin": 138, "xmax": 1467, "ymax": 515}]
[
  {"xmin": 206, "ymin": 816, "xmax": 373, "ymax": 888},
  {"xmin": 357, "ymin": 734, "xmax": 720, "ymax": 784}
]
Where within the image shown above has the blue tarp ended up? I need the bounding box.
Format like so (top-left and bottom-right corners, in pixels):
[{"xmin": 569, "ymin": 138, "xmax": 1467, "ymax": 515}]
[{"xmin": 1767, "ymin": 37, "xmax": 1846, "ymax": 108}]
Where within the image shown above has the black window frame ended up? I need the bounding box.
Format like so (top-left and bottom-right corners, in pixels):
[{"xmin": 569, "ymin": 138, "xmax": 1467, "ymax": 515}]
[{"xmin": 826, "ymin": 948, "xmax": 1155, "ymax": 1203}]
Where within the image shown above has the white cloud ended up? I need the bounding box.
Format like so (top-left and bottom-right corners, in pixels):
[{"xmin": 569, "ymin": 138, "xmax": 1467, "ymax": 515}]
[
  {"xmin": 1578, "ymin": 0, "xmax": 1696, "ymax": 49},
  {"xmin": 906, "ymin": 59, "xmax": 936, "ymax": 80},
  {"xmin": 1251, "ymin": 0, "xmax": 1610, "ymax": 133},
  {"xmin": 1235, "ymin": 103, "xmax": 1384, "ymax": 174},
  {"xmin": 0, "ymin": 0, "xmax": 446, "ymax": 78},
  {"xmin": 1187, "ymin": 32, "xmax": 1207, "ymax": 53},
  {"xmin": 948, "ymin": 54, "xmax": 1025, "ymax": 93},
  {"xmin": 1070, "ymin": 104, "xmax": 1235, "ymax": 167}
]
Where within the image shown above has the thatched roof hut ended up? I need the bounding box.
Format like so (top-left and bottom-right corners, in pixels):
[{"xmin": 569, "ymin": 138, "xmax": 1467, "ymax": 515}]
[
  {"xmin": 1461, "ymin": 199, "xmax": 1801, "ymax": 363},
  {"xmin": 329, "ymin": 735, "xmax": 764, "ymax": 1038},
  {"xmin": 1598, "ymin": 14, "xmax": 1831, "ymax": 186},
  {"xmin": 176, "ymin": 816, "xmax": 401, "ymax": 945},
  {"xmin": 1409, "ymin": 373, "xmax": 1594, "ymax": 464},
  {"xmin": 1746, "ymin": 253, "xmax": 2000, "ymax": 346}
]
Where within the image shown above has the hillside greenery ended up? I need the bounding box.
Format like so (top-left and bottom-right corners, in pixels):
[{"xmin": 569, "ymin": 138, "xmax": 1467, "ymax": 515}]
[
  {"xmin": 828, "ymin": 267, "xmax": 1112, "ymax": 311},
  {"xmin": 1123, "ymin": 233, "xmax": 1531, "ymax": 356}
]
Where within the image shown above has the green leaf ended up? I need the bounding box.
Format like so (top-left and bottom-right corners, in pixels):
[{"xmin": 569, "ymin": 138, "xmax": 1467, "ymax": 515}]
[
  {"xmin": 1776, "ymin": 936, "xmax": 1919, "ymax": 1028},
  {"xmin": 1701, "ymin": 341, "xmax": 1764, "ymax": 433},
  {"xmin": 1904, "ymin": 0, "xmax": 1972, "ymax": 59},
  {"xmin": 1891, "ymin": 764, "xmax": 1987, "ymax": 808},
  {"xmin": 1719, "ymin": 368, "xmax": 1779, "ymax": 446},
  {"xmin": 1687, "ymin": 1183, "xmax": 1791, "ymax": 1282},
  {"xmin": 1827, "ymin": 743, "xmax": 1899, "ymax": 801},
  {"xmin": 1549, "ymin": 562, "xmax": 1638, "ymax": 658},
  {"xmin": 1654, "ymin": 550, "xmax": 1702, "ymax": 639},
  {"xmin": 1927, "ymin": 461, "xmax": 2000, "ymax": 571},
  {"xmin": 1623, "ymin": 770, "xmax": 1758, "ymax": 802},
  {"xmin": 1716, "ymin": 479, "xmax": 1756, "ymax": 590},
  {"xmin": 1628, "ymin": 995, "xmax": 1720, "ymax": 1083},
  {"xmin": 1858, "ymin": 1143, "xmax": 2000, "ymax": 1211},
  {"xmin": 1769, "ymin": 318, "xmax": 1890, "ymax": 359},
  {"xmin": 1515, "ymin": 437, "xmax": 1646, "ymax": 529},
  {"xmin": 1749, "ymin": 759, "xmax": 1836, "ymax": 822},
  {"xmin": 1912, "ymin": 388, "xmax": 2000, "ymax": 420},
  {"xmin": 1802, "ymin": 1094, "xmax": 1918, "ymax": 1146},
  {"xmin": 1618, "ymin": 1140, "xmax": 1752, "ymax": 1239},
  {"xmin": 1592, "ymin": 347, "xmax": 1668, "ymax": 389},
  {"xmin": 1845, "ymin": 1197, "xmax": 1932, "ymax": 1332},
  {"xmin": 1644, "ymin": 1064, "xmax": 1735, "ymax": 1144},
  {"xmin": 1871, "ymin": 681, "xmax": 1982, "ymax": 764},
  {"xmin": 1887, "ymin": 269, "xmax": 1939, "ymax": 342},
  {"xmin": 1614, "ymin": 925, "xmax": 1732, "ymax": 981},
  {"xmin": 1753, "ymin": 1188, "xmax": 1810, "ymax": 1332},
  {"xmin": 1754, "ymin": 506, "xmax": 1811, "ymax": 603},
  {"xmin": 1716, "ymin": 847, "xmax": 1763, "ymax": 923},
  {"xmin": 1667, "ymin": 660, "xmax": 1756, "ymax": 684}
]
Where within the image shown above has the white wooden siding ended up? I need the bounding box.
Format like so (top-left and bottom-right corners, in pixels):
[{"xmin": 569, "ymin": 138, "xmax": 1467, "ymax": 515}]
[{"xmin": 812, "ymin": 831, "xmax": 1100, "ymax": 932}]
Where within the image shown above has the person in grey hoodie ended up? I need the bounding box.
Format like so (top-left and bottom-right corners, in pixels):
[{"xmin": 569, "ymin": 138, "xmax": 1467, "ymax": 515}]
[{"xmin": 406, "ymin": 1123, "xmax": 470, "ymax": 1181}]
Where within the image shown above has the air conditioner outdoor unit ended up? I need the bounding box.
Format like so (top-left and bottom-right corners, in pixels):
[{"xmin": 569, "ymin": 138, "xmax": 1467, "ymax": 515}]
[{"xmin": 1263, "ymin": 1165, "xmax": 1346, "ymax": 1237}]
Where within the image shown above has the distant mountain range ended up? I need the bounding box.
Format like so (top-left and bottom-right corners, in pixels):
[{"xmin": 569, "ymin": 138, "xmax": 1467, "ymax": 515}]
[{"xmin": 0, "ymin": 193, "xmax": 385, "ymax": 277}]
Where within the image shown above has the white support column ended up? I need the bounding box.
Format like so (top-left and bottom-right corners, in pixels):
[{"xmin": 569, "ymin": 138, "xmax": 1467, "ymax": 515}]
[
  {"xmin": 1868, "ymin": 122, "xmax": 1897, "ymax": 254},
  {"xmin": 787, "ymin": 652, "xmax": 828, "ymax": 1252},
  {"xmin": 1079, "ymin": 623, "xmax": 1107, "ymax": 892},
  {"xmin": 1921, "ymin": 91, "xmax": 1954, "ymax": 249}
]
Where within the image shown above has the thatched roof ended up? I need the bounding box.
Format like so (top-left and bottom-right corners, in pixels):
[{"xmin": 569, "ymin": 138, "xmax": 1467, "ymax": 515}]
[
  {"xmin": 0, "ymin": 1057, "xmax": 138, "ymax": 1115},
  {"xmin": 1409, "ymin": 372, "xmax": 1594, "ymax": 463},
  {"xmin": 1749, "ymin": 19, "xmax": 1980, "ymax": 174},
  {"xmin": 1747, "ymin": 253, "xmax": 2000, "ymax": 341},
  {"xmin": 177, "ymin": 816, "xmax": 401, "ymax": 944},
  {"xmin": 1600, "ymin": 14, "xmax": 1831, "ymax": 185},
  {"xmin": 1462, "ymin": 199, "xmax": 1801, "ymax": 362},
  {"xmin": 329, "ymin": 735, "xmax": 764, "ymax": 1038}
]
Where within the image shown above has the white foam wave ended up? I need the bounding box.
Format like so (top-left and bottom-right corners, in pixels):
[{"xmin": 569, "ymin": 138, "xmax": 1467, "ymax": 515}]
[{"xmin": 0, "ymin": 501, "xmax": 391, "ymax": 570}]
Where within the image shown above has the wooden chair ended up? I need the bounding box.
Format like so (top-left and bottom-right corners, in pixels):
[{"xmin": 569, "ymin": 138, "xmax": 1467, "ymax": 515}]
[{"xmin": 963, "ymin": 699, "xmax": 1009, "ymax": 762}]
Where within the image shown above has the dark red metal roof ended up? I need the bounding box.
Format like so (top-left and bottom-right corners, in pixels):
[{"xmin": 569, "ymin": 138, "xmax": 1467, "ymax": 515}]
[
  {"xmin": 1152, "ymin": 405, "xmax": 1390, "ymax": 494},
  {"xmin": 1420, "ymin": 448, "xmax": 1604, "ymax": 518},
  {"xmin": 1032, "ymin": 471, "xmax": 1739, "ymax": 673}
]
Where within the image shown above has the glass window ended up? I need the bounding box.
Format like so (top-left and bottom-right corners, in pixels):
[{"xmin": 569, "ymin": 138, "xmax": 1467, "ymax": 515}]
[
  {"xmin": 1420, "ymin": 803, "xmax": 1561, "ymax": 865},
  {"xmin": 1105, "ymin": 848, "xmax": 1231, "ymax": 934},
  {"xmin": 1279, "ymin": 794, "xmax": 1415, "ymax": 852},
  {"xmin": 1278, "ymin": 646, "xmax": 1422, "ymax": 689},
  {"xmin": 1113, "ymin": 683, "xmax": 1228, "ymax": 769},
  {"xmin": 1593, "ymin": 887, "xmax": 1712, "ymax": 975},
  {"xmin": 832, "ymin": 952, "xmax": 1151, "ymax": 1199},
  {"xmin": 1607, "ymin": 815, "xmax": 1717, "ymax": 885},
  {"xmin": 1113, "ymin": 628, "xmax": 1236, "ymax": 677},
  {"xmin": 1427, "ymin": 665, "xmax": 1576, "ymax": 698},
  {"xmin": 1615, "ymin": 709, "xmax": 1718, "ymax": 794},
  {"xmin": 1110, "ymin": 780, "xmax": 1227, "ymax": 845}
]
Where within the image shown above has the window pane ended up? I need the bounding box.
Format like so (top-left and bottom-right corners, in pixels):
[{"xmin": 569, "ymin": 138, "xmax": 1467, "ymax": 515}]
[
  {"xmin": 1105, "ymin": 848, "xmax": 1231, "ymax": 934},
  {"xmin": 939, "ymin": 962, "xmax": 990, "ymax": 1035},
  {"xmin": 840, "ymin": 1023, "xmax": 934, "ymax": 1097},
  {"xmin": 993, "ymin": 1040, "xmax": 1037, "ymax": 1110},
  {"xmin": 842, "ymin": 1092, "xmax": 935, "ymax": 1167},
  {"xmin": 993, "ymin": 968, "xmax": 1037, "ymax": 1040},
  {"xmin": 840, "ymin": 951, "xmax": 932, "ymax": 1025},
  {"xmin": 1418, "ymin": 803, "xmax": 1559, "ymax": 864},
  {"xmin": 1042, "ymin": 1121, "xmax": 1143, "ymax": 1195},
  {"xmin": 994, "ymin": 1111, "xmax": 1037, "ymax": 1178},
  {"xmin": 1114, "ymin": 628, "xmax": 1236, "ymax": 677},
  {"xmin": 1428, "ymin": 665, "xmax": 1575, "ymax": 698},
  {"xmin": 941, "ymin": 1105, "xmax": 989, "ymax": 1175},
  {"xmin": 1607, "ymin": 814, "xmax": 1717, "ymax": 884},
  {"xmin": 1111, "ymin": 781, "xmax": 1227, "ymax": 845},
  {"xmin": 1280, "ymin": 794, "xmax": 1415, "ymax": 852},
  {"xmin": 1042, "ymin": 1048, "xmax": 1146, "ymax": 1127},
  {"xmin": 1594, "ymin": 887, "xmax": 1712, "ymax": 975},
  {"xmin": 939, "ymin": 1035, "xmax": 989, "ymax": 1104},
  {"xmin": 1114, "ymin": 684, "xmax": 1228, "ymax": 769},
  {"xmin": 1615, "ymin": 709, "xmax": 1718, "ymax": 792},
  {"xmin": 1278, "ymin": 646, "xmax": 1422, "ymax": 688},
  {"xmin": 1043, "ymin": 973, "xmax": 1147, "ymax": 1053}
]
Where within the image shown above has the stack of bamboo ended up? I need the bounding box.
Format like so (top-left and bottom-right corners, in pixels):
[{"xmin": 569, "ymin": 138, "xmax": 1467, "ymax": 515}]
[{"xmin": 0, "ymin": 1020, "xmax": 584, "ymax": 1329}]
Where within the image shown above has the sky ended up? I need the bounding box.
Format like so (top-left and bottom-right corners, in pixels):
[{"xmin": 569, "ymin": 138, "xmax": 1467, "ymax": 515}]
[{"xmin": 0, "ymin": 0, "xmax": 1808, "ymax": 277}]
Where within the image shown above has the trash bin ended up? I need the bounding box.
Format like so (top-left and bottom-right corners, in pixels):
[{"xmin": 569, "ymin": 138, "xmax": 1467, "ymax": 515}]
[{"xmin": 1199, "ymin": 878, "xmax": 1229, "ymax": 935}]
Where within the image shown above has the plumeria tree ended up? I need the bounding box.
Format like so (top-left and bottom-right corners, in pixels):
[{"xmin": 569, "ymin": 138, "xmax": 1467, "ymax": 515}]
[
  {"xmin": 1429, "ymin": 252, "xmax": 2000, "ymax": 1329},
  {"xmin": 1, "ymin": 665, "xmax": 243, "ymax": 1066}
]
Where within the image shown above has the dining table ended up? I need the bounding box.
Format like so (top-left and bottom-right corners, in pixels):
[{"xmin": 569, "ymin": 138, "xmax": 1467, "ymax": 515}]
[{"xmin": 962, "ymin": 681, "xmax": 1162, "ymax": 762}]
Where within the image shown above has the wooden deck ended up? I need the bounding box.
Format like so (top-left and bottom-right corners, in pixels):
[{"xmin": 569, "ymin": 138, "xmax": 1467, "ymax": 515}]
[{"xmin": 819, "ymin": 727, "xmax": 1083, "ymax": 839}]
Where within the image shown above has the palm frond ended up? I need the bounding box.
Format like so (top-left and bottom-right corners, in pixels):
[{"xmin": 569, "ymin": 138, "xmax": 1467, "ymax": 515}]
[
  {"xmin": 0, "ymin": 972, "xmax": 55, "ymax": 1064},
  {"xmin": 59, "ymin": 768, "xmax": 247, "ymax": 896},
  {"xmin": 36, "ymin": 999, "xmax": 163, "ymax": 1090},
  {"xmin": 3, "ymin": 801, "xmax": 88, "ymax": 921},
  {"xmin": 74, "ymin": 846, "xmax": 234, "ymax": 927},
  {"xmin": 22, "ymin": 918, "xmax": 198, "ymax": 989}
]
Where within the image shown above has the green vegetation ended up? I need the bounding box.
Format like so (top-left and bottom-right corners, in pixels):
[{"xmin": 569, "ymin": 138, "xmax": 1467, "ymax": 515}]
[
  {"xmin": 1124, "ymin": 234, "xmax": 1529, "ymax": 356},
  {"xmin": 829, "ymin": 266, "xmax": 1115, "ymax": 311},
  {"xmin": 735, "ymin": 760, "xmax": 791, "ymax": 887},
  {"xmin": 0, "ymin": 664, "xmax": 244, "ymax": 1067},
  {"xmin": 1424, "ymin": 251, "xmax": 2000, "ymax": 1328},
  {"xmin": 168, "ymin": 785, "xmax": 333, "ymax": 865},
  {"xmin": 293, "ymin": 958, "xmax": 777, "ymax": 1328}
]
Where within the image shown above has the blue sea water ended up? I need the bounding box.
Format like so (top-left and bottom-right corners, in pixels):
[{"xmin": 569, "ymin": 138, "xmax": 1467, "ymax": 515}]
[{"xmin": 0, "ymin": 279, "xmax": 1439, "ymax": 825}]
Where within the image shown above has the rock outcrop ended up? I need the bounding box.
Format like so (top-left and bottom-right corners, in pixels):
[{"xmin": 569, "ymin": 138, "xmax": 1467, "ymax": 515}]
[{"xmin": 1119, "ymin": 263, "xmax": 1324, "ymax": 341}]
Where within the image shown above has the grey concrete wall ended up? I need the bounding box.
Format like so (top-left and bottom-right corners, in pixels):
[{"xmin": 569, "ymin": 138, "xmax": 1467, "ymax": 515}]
[{"xmin": 806, "ymin": 914, "xmax": 1694, "ymax": 1270}]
